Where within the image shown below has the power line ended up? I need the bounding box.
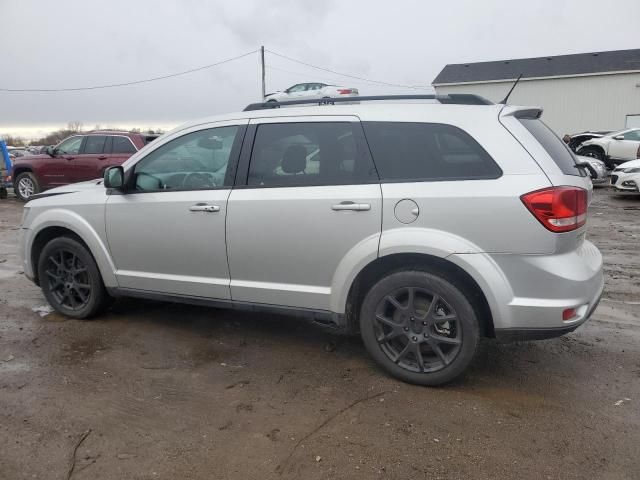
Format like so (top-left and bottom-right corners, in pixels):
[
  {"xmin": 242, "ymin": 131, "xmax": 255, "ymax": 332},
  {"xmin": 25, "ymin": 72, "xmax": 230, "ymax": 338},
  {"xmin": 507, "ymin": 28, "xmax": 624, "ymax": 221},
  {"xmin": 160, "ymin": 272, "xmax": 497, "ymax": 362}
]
[
  {"xmin": 265, "ymin": 49, "xmax": 432, "ymax": 91},
  {"xmin": 266, "ymin": 64, "xmax": 420, "ymax": 89},
  {"xmin": 0, "ymin": 50, "xmax": 257, "ymax": 92}
]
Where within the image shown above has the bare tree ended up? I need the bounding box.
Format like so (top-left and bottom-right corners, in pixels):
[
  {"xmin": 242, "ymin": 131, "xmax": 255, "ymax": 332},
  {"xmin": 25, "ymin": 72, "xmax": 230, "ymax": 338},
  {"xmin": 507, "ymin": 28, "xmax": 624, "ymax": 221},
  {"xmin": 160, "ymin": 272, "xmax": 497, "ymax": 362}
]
[{"xmin": 67, "ymin": 121, "xmax": 83, "ymax": 132}]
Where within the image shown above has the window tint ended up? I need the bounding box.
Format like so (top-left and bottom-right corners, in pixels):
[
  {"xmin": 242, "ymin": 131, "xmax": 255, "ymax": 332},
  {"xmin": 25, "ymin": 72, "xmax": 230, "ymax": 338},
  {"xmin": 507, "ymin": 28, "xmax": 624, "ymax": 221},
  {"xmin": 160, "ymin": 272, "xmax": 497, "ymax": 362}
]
[
  {"xmin": 247, "ymin": 122, "xmax": 377, "ymax": 187},
  {"xmin": 56, "ymin": 136, "xmax": 83, "ymax": 155},
  {"xmin": 519, "ymin": 119, "xmax": 579, "ymax": 176},
  {"xmin": 133, "ymin": 126, "xmax": 239, "ymax": 191},
  {"xmin": 112, "ymin": 136, "xmax": 137, "ymax": 154},
  {"xmin": 623, "ymin": 130, "xmax": 640, "ymax": 141},
  {"xmin": 363, "ymin": 122, "xmax": 502, "ymax": 182},
  {"xmin": 84, "ymin": 135, "xmax": 106, "ymax": 154}
]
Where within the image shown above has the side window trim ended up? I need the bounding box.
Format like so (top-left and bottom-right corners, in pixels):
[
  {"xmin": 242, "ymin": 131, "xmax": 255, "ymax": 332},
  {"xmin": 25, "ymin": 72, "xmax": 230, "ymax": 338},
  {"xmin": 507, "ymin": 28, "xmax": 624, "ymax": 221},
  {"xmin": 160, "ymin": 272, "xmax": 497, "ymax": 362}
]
[
  {"xmin": 122, "ymin": 124, "xmax": 248, "ymax": 194},
  {"xmin": 234, "ymin": 120, "xmax": 379, "ymax": 189},
  {"xmin": 104, "ymin": 136, "xmax": 113, "ymax": 154}
]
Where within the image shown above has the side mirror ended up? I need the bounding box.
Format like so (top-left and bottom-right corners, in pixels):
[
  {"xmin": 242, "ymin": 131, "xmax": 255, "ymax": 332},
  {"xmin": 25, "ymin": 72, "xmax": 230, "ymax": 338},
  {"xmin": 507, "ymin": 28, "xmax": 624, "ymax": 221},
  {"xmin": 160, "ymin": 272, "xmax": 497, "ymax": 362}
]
[
  {"xmin": 45, "ymin": 146, "xmax": 55, "ymax": 157},
  {"xmin": 104, "ymin": 166, "xmax": 124, "ymax": 190},
  {"xmin": 614, "ymin": 135, "xmax": 624, "ymax": 141}
]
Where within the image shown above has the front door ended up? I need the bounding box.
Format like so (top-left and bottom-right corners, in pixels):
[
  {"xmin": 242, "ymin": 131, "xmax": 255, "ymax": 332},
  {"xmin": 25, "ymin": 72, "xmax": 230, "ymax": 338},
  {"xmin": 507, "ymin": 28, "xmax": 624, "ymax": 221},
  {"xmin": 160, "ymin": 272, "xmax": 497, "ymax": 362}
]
[
  {"xmin": 226, "ymin": 117, "xmax": 382, "ymax": 311},
  {"xmin": 40, "ymin": 135, "xmax": 84, "ymax": 187},
  {"xmin": 105, "ymin": 121, "xmax": 247, "ymax": 298},
  {"xmin": 73, "ymin": 134, "xmax": 106, "ymax": 182},
  {"xmin": 608, "ymin": 129, "xmax": 640, "ymax": 161}
]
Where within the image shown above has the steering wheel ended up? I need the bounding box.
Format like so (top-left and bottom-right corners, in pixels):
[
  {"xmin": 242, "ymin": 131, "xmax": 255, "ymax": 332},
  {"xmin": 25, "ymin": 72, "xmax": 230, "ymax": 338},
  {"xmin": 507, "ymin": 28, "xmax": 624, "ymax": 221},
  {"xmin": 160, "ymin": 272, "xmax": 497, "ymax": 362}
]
[{"xmin": 182, "ymin": 172, "xmax": 217, "ymax": 189}]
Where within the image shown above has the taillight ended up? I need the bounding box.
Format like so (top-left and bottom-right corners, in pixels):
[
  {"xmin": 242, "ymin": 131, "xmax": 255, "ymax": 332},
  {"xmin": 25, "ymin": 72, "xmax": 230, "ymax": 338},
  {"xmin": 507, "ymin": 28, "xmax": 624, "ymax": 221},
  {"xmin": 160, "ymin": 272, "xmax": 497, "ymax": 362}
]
[
  {"xmin": 521, "ymin": 186, "xmax": 588, "ymax": 233},
  {"xmin": 337, "ymin": 89, "xmax": 353, "ymax": 94}
]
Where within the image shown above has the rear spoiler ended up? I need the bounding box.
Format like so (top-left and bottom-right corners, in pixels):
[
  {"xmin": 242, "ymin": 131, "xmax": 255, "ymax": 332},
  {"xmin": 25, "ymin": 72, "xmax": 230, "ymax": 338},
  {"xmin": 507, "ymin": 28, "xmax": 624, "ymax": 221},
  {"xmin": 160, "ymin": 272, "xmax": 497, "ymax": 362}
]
[{"xmin": 499, "ymin": 105, "xmax": 543, "ymax": 119}]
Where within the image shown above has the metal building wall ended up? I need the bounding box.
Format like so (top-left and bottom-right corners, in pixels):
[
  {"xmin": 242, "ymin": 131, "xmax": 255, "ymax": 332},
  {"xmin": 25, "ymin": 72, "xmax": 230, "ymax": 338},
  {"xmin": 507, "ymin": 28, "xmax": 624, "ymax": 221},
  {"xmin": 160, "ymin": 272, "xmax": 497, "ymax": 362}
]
[{"xmin": 435, "ymin": 72, "xmax": 640, "ymax": 135}]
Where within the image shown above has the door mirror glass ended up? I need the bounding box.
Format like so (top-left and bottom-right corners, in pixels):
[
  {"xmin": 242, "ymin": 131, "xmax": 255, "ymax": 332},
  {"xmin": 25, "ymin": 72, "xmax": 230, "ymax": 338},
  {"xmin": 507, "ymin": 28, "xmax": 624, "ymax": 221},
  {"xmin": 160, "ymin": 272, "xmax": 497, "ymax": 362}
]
[
  {"xmin": 104, "ymin": 166, "xmax": 124, "ymax": 189},
  {"xmin": 46, "ymin": 146, "xmax": 55, "ymax": 157}
]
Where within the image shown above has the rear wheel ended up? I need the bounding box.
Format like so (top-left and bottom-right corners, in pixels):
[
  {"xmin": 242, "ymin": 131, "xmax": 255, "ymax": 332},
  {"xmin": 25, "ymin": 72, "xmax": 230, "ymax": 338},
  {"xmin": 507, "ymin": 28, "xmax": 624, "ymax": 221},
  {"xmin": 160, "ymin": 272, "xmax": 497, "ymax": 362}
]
[
  {"xmin": 14, "ymin": 172, "xmax": 39, "ymax": 201},
  {"xmin": 359, "ymin": 270, "xmax": 479, "ymax": 386},
  {"xmin": 37, "ymin": 236, "xmax": 109, "ymax": 319}
]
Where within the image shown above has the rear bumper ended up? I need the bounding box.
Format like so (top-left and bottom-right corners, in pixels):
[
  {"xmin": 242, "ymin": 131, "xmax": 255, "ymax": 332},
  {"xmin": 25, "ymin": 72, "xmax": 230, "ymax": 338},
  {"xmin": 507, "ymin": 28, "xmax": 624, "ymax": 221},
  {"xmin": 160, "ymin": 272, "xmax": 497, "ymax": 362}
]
[{"xmin": 494, "ymin": 285, "xmax": 603, "ymax": 342}]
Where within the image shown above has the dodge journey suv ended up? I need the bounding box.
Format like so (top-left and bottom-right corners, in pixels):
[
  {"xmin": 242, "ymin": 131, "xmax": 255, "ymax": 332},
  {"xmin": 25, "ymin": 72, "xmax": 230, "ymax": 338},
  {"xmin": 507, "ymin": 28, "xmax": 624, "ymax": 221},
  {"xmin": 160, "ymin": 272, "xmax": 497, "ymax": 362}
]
[{"xmin": 20, "ymin": 95, "xmax": 603, "ymax": 385}]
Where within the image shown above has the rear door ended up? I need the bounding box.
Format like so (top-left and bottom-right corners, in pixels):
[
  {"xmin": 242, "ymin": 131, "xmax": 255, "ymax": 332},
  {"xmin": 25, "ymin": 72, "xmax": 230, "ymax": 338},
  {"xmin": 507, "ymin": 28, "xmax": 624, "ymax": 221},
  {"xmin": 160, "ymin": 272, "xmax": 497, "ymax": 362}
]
[{"xmin": 226, "ymin": 116, "xmax": 382, "ymax": 311}]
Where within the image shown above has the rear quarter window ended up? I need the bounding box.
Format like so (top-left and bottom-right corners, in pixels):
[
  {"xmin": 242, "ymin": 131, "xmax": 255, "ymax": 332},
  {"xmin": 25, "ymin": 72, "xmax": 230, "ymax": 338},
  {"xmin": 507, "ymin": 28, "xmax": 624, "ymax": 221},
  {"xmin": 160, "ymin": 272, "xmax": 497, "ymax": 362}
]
[
  {"xmin": 519, "ymin": 119, "xmax": 580, "ymax": 176},
  {"xmin": 362, "ymin": 122, "xmax": 502, "ymax": 182}
]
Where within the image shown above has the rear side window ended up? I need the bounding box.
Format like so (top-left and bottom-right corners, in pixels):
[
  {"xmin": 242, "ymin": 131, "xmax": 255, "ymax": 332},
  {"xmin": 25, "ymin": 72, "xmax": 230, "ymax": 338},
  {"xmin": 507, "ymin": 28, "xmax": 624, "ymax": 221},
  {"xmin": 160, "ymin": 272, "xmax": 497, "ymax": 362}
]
[
  {"xmin": 84, "ymin": 135, "xmax": 106, "ymax": 154},
  {"xmin": 247, "ymin": 122, "xmax": 378, "ymax": 187},
  {"xmin": 362, "ymin": 122, "xmax": 502, "ymax": 182},
  {"xmin": 519, "ymin": 119, "xmax": 579, "ymax": 176},
  {"xmin": 112, "ymin": 136, "xmax": 137, "ymax": 154}
]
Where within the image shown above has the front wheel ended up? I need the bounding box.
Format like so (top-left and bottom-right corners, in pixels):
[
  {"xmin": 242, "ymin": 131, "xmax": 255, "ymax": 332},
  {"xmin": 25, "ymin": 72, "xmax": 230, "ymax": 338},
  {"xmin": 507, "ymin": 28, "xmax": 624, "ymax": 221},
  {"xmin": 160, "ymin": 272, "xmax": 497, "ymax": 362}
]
[
  {"xmin": 37, "ymin": 236, "xmax": 109, "ymax": 319},
  {"xmin": 14, "ymin": 172, "xmax": 40, "ymax": 201},
  {"xmin": 359, "ymin": 270, "xmax": 480, "ymax": 386}
]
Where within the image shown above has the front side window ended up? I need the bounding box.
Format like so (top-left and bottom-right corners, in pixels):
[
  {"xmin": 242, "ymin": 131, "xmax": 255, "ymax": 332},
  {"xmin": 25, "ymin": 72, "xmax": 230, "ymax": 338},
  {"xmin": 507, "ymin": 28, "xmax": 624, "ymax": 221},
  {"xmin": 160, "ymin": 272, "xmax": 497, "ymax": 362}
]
[
  {"xmin": 623, "ymin": 130, "xmax": 640, "ymax": 141},
  {"xmin": 247, "ymin": 122, "xmax": 377, "ymax": 187},
  {"xmin": 287, "ymin": 84, "xmax": 306, "ymax": 93},
  {"xmin": 112, "ymin": 136, "xmax": 137, "ymax": 154},
  {"xmin": 363, "ymin": 122, "xmax": 502, "ymax": 181},
  {"xmin": 84, "ymin": 135, "xmax": 107, "ymax": 154},
  {"xmin": 133, "ymin": 126, "xmax": 239, "ymax": 191},
  {"xmin": 56, "ymin": 136, "xmax": 83, "ymax": 155}
]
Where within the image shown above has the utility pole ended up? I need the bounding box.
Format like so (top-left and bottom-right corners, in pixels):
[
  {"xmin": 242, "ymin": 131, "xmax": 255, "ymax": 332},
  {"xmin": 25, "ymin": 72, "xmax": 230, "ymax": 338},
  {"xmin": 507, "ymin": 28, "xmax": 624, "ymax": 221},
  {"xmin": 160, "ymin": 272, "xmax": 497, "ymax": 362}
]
[{"xmin": 260, "ymin": 46, "xmax": 266, "ymax": 100}]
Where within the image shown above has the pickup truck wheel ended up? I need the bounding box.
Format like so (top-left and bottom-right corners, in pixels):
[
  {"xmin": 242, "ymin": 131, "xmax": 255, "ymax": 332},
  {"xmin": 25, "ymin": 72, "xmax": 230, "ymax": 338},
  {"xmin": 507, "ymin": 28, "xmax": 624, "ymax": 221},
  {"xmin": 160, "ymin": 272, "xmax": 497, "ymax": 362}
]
[
  {"xmin": 360, "ymin": 270, "xmax": 479, "ymax": 386},
  {"xmin": 37, "ymin": 236, "xmax": 109, "ymax": 319},
  {"xmin": 14, "ymin": 172, "xmax": 40, "ymax": 201}
]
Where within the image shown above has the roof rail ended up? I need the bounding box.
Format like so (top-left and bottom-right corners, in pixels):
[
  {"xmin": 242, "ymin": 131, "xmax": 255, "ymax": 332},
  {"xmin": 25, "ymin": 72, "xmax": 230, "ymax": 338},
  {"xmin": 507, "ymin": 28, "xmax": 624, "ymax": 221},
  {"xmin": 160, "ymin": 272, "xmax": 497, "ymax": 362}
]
[{"xmin": 243, "ymin": 94, "xmax": 493, "ymax": 111}]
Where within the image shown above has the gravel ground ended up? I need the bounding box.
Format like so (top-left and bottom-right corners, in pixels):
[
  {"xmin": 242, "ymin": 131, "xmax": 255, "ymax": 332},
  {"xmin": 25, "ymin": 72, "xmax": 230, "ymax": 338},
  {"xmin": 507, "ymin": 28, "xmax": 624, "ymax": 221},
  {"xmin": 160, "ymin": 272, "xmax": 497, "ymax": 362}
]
[{"xmin": 1, "ymin": 189, "xmax": 639, "ymax": 480}]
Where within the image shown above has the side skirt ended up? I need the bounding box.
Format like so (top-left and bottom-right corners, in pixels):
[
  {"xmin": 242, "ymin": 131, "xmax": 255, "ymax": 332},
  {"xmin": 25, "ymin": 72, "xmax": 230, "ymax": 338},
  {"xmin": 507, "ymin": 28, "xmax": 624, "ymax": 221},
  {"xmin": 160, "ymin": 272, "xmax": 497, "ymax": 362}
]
[{"xmin": 107, "ymin": 287, "xmax": 346, "ymax": 330}]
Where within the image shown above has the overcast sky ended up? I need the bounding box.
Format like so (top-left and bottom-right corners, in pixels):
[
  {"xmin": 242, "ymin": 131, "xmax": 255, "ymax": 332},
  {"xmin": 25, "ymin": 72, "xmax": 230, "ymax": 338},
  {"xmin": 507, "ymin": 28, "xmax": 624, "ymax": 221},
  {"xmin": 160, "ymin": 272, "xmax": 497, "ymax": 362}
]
[{"xmin": 2, "ymin": 0, "xmax": 638, "ymax": 139}]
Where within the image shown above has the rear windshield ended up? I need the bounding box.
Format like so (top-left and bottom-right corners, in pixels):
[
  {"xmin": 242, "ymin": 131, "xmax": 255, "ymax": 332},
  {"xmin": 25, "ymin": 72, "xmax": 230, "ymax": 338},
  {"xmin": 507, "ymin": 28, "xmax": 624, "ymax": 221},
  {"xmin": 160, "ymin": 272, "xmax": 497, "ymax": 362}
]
[{"xmin": 519, "ymin": 119, "xmax": 580, "ymax": 176}]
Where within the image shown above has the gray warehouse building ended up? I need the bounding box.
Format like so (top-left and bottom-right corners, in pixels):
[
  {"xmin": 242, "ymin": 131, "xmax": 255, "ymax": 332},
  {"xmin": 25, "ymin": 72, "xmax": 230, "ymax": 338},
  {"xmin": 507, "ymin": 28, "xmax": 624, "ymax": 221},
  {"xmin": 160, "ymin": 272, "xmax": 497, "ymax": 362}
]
[{"xmin": 433, "ymin": 49, "xmax": 640, "ymax": 136}]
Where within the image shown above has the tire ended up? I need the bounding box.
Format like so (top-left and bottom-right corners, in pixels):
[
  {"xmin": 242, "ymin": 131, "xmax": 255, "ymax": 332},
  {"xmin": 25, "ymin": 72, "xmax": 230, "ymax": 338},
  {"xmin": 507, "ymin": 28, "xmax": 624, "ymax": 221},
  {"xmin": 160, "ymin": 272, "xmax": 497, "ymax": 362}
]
[
  {"xmin": 579, "ymin": 148, "xmax": 613, "ymax": 169},
  {"xmin": 37, "ymin": 236, "xmax": 109, "ymax": 319},
  {"xmin": 359, "ymin": 270, "xmax": 480, "ymax": 386},
  {"xmin": 14, "ymin": 172, "xmax": 40, "ymax": 201},
  {"xmin": 0, "ymin": 188, "xmax": 7, "ymax": 199}
]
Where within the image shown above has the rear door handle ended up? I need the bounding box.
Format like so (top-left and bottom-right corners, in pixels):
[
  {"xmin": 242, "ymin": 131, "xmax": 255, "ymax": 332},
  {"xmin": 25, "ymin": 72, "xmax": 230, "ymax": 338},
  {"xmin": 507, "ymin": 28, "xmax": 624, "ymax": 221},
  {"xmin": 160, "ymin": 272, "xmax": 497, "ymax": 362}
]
[
  {"xmin": 331, "ymin": 201, "xmax": 371, "ymax": 211},
  {"xmin": 97, "ymin": 155, "xmax": 107, "ymax": 160},
  {"xmin": 189, "ymin": 204, "xmax": 220, "ymax": 213}
]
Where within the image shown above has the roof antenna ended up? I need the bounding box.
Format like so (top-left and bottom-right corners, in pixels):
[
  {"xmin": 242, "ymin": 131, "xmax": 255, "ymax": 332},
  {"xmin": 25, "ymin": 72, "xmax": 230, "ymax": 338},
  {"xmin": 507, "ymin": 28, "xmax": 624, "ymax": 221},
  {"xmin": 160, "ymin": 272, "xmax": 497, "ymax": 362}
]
[{"xmin": 499, "ymin": 73, "xmax": 523, "ymax": 104}]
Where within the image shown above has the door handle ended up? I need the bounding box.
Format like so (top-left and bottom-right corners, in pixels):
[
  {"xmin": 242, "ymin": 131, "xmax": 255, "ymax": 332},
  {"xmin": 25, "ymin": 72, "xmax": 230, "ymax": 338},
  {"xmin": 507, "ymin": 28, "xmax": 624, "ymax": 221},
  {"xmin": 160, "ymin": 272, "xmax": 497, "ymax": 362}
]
[
  {"xmin": 331, "ymin": 201, "xmax": 371, "ymax": 212},
  {"xmin": 65, "ymin": 156, "xmax": 75, "ymax": 161},
  {"xmin": 97, "ymin": 156, "xmax": 107, "ymax": 160},
  {"xmin": 189, "ymin": 204, "xmax": 220, "ymax": 213}
]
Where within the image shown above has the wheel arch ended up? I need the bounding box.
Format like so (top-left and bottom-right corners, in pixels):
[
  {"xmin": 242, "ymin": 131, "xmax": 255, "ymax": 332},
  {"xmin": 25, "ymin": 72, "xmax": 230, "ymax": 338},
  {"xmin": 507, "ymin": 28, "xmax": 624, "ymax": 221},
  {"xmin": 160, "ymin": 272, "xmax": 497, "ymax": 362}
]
[
  {"xmin": 12, "ymin": 166, "xmax": 34, "ymax": 181},
  {"xmin": 342, "ymin": 252, "xmax": 496, "ymax": 338},
  {"xmin": 27, "ymin": 212, "xmax": 117, "ymax": 288}
]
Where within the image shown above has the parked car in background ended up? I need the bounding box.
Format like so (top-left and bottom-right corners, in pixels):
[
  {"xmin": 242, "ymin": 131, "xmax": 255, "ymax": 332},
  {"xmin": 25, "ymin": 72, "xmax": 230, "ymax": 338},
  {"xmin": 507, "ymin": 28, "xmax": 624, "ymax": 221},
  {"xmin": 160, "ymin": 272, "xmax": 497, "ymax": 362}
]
[
  {"xmin": 610, "ymin": 159, "xmax": 640, "ymax": 193},
  {"xmin": 564, "ymin": 131, "xmax": 610, "ymax": 153},
  {"xmin": 12, "ymin": 131, "xmax": 159, "ymax": 201},
  {"xmin": 19, "ymin": 95, "xmax": 602, "ymax": 386},
  {"xmin": 576, "ymin": 155, "xmax": 608, "ymax": 186},
  {"xmin": 577, "ymin": 128, "xmax": 640, "ymax": 169},
  {"xmin": 264, "ymin": 83, "xmax": 359, "ymax": 103}
]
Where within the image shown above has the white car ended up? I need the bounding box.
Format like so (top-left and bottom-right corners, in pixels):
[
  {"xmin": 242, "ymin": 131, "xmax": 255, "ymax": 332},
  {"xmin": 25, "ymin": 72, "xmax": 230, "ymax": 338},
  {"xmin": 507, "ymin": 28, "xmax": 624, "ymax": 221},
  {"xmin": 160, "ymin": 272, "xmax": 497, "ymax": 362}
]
[
  {"xmin": 577, "ymin": 128, "xmax": 640, "ymax": 170},
  {"xmin": 264, "ymin": 83, "xmax": 359, "ymax": 103},
  {"xmin": 610, "ymin": 159, "xmax": 640, "ymax": 193}
]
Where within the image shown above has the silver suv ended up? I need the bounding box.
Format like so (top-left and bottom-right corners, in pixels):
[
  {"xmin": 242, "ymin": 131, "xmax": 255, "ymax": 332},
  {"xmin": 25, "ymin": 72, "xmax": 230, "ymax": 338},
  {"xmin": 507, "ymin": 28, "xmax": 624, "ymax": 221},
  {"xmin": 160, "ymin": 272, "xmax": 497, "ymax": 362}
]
[{"xmin": 20, "ymin": 95, "xmax": 603, "ymax": 385}]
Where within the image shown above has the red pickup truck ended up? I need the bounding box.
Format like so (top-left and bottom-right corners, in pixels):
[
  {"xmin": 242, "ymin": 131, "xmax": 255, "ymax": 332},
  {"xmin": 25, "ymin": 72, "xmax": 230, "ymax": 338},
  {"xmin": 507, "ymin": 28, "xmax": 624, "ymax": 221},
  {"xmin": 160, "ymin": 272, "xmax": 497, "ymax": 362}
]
[{"xmin": 12, "ymin": 131, "xmax": 158, "ymax": 201}]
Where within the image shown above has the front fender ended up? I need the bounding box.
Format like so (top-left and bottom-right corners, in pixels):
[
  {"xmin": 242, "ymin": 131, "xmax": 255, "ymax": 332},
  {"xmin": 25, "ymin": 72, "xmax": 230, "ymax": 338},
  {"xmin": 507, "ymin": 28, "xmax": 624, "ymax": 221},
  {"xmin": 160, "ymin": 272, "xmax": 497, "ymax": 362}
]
[{"xmin": 25, "ymin": 208, "xmax": 117, "ymax": 287}]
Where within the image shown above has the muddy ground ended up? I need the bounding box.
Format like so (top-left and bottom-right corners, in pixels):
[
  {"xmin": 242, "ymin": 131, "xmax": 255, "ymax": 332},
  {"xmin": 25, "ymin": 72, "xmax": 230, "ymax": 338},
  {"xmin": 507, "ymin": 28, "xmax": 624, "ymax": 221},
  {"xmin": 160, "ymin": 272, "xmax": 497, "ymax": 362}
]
[{"xmin": 1, "ymin": 189, "xmax": 639, "ymax": 480}]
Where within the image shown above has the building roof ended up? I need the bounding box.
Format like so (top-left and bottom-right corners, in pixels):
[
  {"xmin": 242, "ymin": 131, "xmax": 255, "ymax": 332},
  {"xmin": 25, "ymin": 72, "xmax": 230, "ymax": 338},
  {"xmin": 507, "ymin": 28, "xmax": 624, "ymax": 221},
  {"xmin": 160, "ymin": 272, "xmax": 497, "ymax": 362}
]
[{"xmin": 432, "ymin": 48, "xmax": 640, "ymax": 85}]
